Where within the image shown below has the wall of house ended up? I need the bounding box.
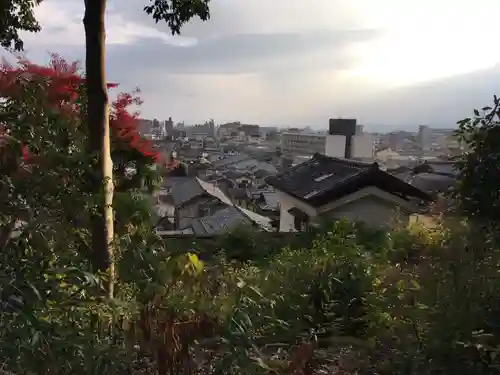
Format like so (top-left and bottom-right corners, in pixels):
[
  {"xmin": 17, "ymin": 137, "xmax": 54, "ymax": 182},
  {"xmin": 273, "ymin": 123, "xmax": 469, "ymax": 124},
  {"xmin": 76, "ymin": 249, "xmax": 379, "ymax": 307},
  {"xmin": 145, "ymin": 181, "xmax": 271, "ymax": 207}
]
[
  {"xmin": 277, "ymin": 187, "xmax": 417, "ymax": 232},
  {"xmin": 276, "ymin": 190, "xmax": 318, "ymax": 232},
  {"xmin": 156, "ymin": 202, "xmax": 175, "ymax": 218},
  {"xmin": 323, "ymin": 195, "xmax": 410, "ymax": 229}
]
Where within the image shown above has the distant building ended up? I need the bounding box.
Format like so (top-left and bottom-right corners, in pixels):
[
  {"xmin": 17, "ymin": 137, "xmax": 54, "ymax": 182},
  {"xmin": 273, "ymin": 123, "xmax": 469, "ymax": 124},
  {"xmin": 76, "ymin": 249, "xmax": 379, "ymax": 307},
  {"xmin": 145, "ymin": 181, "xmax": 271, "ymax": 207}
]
[
  {"xmin": 239, "ymin": 124, "xmax": 260, "ymax": 138},
  {"xmin": 137, "ymin": 118, "xmax": 153, "ymax": 138},
  {"xmin": 165, "ymin": 117, "xmax": 174, "ymax": 135},
  {"xmin": 218, "ymin": 122, "xmax": 241, "ymax": 138},
  {"xmin": 151, "ymin": 118, "xmax": 164, "ymax": 140},
  {"xmin": 418, "ymin": 125, "xmax": 431, "ymax": 152},
  {"xmin": 325, "ymin": 119, "xmax": 374, "ymax": 160},
  {"xmin": 280, "ymin": 119, "xmax": 373, "ymax": 160},
  {"xmin": 280, "ymin": 131, "xmax": 326, "ymax": 157}
]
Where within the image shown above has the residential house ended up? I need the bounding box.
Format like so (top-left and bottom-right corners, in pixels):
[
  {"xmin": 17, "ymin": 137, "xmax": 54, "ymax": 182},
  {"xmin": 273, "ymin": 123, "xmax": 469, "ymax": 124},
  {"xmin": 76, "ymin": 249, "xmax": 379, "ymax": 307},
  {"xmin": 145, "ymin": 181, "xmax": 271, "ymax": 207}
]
[
  {"xmin": 187, "ymin": 205, "xmax": 272, "ymax": 235},
  {"xmin": 154, "ymin": 176, "xmax": 234, "ymax": 231},
  {"xmin": 253, "ymin": 169, "xmax": 272, "ymax": 186},
  {"xmin": 267, "ymin": 153, "xmax": 432, "ymax": 232},
  {"xmin": 253, "ymin": 190, "xmax": 279, "ymax": 214},
  {"xmin": 208, "ymin": 153, "xmax": 278, "ymax": 176}
]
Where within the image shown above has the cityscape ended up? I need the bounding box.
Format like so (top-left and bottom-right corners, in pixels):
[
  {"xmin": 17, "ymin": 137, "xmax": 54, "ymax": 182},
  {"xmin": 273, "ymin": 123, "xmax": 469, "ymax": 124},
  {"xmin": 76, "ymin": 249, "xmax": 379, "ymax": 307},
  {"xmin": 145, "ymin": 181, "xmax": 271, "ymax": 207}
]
[
  {"xmin": 138, "ymin": 116, "xmax": 460, "ymax": 235},
  {"xmin": 2, "ymin": 0, "xmax": 498, "ymax": 373}
]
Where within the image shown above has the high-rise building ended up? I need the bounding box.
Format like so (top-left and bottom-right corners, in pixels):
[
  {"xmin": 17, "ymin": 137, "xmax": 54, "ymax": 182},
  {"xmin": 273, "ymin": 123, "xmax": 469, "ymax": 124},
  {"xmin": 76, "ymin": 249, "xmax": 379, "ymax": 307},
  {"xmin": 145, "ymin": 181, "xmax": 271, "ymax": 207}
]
[
  {"xmin": 151, "ymin": 118, "xmax": 165, "ymax": 140},
  {"xmin": 165, "ymin": 117, "xmax": 174, "ymax": 135},
  {"xmin": 325, "ymin": 119, "xmax": 373, "ymax": 160},
  {"xmin": 418, "ymin": 125, "xmax": 430, "ymax": 152},
  {"xmin": 137, "ymin": 118, "xmax": 153, "ymax": 139}
]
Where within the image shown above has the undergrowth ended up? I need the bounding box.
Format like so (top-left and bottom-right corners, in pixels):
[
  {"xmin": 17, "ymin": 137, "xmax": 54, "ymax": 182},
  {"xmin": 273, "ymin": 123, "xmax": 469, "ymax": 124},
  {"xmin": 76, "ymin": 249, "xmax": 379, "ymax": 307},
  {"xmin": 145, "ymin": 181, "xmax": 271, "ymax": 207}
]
[{"xmin": 2, "ymin": 218, "xmax": 500, "ymax": 375}]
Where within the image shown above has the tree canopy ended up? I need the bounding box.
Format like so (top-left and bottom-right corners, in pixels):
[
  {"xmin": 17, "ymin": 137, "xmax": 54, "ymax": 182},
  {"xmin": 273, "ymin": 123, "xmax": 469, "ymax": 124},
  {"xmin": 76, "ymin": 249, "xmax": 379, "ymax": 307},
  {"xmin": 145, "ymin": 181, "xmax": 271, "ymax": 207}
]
[
  {"xmin": 0, "ymin": 0, "xmax": 43, "ymax": 50},
  {"xmin": 144, "ymin": 0, "xmax": 211, "ymax": 34},
  {"xmin": 0, "ymin": 54, "xmax": 160, "ymax": 250},
  {"xmin": 455, "ymin": 96, "xmax": 500, "ymax": 223}
]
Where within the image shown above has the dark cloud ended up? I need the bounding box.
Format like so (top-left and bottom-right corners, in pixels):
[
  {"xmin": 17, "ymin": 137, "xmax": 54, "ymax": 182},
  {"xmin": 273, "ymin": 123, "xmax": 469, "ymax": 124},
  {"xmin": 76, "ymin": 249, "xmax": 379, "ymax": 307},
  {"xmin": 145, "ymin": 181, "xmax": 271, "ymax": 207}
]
[{"xmin": 104, "ymin": 29, "xmax": 376, "ymax": 78}]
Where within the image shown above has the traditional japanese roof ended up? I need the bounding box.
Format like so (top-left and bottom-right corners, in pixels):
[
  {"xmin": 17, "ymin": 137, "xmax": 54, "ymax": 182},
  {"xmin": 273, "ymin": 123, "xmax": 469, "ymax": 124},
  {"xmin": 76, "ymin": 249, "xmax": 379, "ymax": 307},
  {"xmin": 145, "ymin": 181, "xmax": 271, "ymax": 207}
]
[{"xmin": 266, "ymin": 153, "xmax": 432, "ymax": 207}]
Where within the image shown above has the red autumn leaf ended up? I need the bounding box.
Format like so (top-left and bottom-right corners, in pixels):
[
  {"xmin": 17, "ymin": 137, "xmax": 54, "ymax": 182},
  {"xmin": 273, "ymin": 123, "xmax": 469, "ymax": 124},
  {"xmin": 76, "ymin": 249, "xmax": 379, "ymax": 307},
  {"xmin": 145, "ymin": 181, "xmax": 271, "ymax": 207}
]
[{"xmin": 0, "ymin": 54, "xmax": 159, "ymax": 162}]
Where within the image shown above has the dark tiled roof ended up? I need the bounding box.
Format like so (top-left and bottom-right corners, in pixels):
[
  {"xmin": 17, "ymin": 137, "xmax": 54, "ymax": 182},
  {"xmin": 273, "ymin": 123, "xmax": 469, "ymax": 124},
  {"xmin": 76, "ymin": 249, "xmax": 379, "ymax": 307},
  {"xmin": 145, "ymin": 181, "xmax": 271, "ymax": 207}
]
[
  {"xmin": 267, "ymin": 153, "xmax": 432, "ymax": 206},
  {"xmin": 161, "ymin": 177, "xmax": 190, "ymax": 189},
  {"xmin": 210, "ymin": 154, "xmax": 252, "ymax": 168},
  {"xmin": 409, "ymin": 173, "xmax": 456, "ymax": 194},
  {"xmin": 171, "ymin": 178, "xmax": 205, "ymax": 206},
  {"xmin": 228, "ymin": 187, "xmax": 248, "ymax": 200},
  {"xmin": 224, "ymin": 170, "xmax": 244, "ymax": 179},
  {"xmin": 254, "ymin": 169, "xmax": 271, "ymax": 178},
  {"xmin": 256, "ymin": 192, "xmax": 279, "ymax": 211},
  {"xmin": 266, "ymin": 153, "xmax": 375, "ymax": 202},
  {"xmin": 190, "ymin": 206, "xmax": 251, "ymax": 235}
]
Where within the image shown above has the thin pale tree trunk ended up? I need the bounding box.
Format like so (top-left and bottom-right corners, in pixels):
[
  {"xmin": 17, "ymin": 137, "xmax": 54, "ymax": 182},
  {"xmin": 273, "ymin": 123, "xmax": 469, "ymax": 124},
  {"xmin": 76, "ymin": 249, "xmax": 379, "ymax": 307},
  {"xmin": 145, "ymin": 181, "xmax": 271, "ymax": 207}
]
[{"xmin": 83, "ymin": 0, "xmax": 115, "ymax": 297}]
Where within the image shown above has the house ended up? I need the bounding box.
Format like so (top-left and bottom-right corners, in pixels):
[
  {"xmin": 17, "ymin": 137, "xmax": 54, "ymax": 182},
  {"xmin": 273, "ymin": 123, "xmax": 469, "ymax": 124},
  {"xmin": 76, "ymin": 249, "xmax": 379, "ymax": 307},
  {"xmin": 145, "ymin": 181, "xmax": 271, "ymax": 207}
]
[
  {"xmin": 253, "ymin": 169, "xmax": 272, "ymax": 186},
  {"xmin": 154, "ymin": 177, "xmax": 234, "ymax": 230},
  {"xmin": 209, "ymin": 153, "xmax": 278, "ymax": 176},
  {"xmin": 254, "ymin": 191, "xmax": 279, "ymax": 213},
  {"xmin": 188, "ymin": 205, "xmax": 272, "ymax": 235},
  {"xmin": 266, "ymin": 153, "xmax": 433, "ymax": 232},
  {"xmin": 412, "ymin": 160, "xmax": 457, "ymax": 177}
]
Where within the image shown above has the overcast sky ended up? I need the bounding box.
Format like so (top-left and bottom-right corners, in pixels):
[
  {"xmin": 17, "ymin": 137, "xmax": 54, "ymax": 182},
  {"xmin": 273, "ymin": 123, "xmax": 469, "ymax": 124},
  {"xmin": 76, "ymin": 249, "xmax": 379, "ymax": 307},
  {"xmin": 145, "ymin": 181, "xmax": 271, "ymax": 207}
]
[{"xmin": 10, "ymin": 0, "xmax": 500, "ymax": 130}]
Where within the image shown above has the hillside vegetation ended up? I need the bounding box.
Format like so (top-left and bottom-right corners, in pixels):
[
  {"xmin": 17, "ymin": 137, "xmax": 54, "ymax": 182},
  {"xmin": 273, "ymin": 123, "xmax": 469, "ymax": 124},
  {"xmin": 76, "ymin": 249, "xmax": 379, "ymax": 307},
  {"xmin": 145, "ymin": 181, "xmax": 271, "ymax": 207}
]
[{"xmin": 3, "ymin": 216, "xmax": 500, "ymax": 375}]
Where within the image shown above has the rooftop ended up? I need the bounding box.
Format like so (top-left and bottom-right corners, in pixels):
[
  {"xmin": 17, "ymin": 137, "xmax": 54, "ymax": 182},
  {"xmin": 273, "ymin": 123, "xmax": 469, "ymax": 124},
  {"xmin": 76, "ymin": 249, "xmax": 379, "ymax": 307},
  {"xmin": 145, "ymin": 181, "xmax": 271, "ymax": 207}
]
[
  {"xmin": 267, "ymin": 153, "xmax": 432, "ymax": 206},
  {"xmin": 267, "ymin": 153, "xmax": 375, "ymax": 202},
  {"xmin": 168, "ymin": 177, "xmax": 234, "ymax": 207},
  {"xmin": 190, "ymin": 206, "xmax": 250, "ymax": 235}
]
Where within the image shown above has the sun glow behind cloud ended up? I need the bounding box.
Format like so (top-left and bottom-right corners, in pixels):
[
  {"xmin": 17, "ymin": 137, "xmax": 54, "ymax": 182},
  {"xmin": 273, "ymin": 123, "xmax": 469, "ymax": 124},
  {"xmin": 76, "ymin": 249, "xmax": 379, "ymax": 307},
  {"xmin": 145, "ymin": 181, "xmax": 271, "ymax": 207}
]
[{"xmin": 344, "ymin": 0, "xmax": 500, "ymax": 86}]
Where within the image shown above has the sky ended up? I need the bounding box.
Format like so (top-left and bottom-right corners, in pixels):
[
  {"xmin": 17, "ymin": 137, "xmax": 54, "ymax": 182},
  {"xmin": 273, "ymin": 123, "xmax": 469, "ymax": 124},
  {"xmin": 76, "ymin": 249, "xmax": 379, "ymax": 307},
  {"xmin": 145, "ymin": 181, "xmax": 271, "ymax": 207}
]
[{"xmin": 9, "ymin": 0, "xmax": 500, "ymax": 130}]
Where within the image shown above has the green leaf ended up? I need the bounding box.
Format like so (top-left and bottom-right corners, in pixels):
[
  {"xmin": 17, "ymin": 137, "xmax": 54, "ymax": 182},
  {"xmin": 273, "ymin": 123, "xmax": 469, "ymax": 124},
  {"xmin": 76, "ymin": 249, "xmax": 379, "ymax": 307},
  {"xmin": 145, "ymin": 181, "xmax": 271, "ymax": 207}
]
[{"xmin": 187, "ymin": 252, "xmax": 204, "ymax": 274}]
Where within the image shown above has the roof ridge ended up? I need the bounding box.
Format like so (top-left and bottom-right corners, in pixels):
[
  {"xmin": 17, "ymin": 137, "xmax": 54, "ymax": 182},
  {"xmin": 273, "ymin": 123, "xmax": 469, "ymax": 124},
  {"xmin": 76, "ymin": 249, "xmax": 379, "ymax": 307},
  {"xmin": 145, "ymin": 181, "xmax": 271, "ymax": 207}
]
[{"xmin": 312, "ymin": 153, "xmax": 377, "ymax": 168}]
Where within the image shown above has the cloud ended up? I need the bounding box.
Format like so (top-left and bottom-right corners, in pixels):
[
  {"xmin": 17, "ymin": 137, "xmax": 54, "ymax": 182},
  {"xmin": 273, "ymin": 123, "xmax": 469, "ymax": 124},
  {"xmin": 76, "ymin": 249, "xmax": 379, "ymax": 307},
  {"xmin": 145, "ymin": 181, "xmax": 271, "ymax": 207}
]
[
  {"xmin": 9, "ymin": 0, "xmax": 500, "ymax": 128},
  {"xmin": 10, "ymin": 0, "xmax": 379, "ymax": 125},
  {"xmin": 106, "ymin": 29, "xmax": 376, "ymax": 76},
  {"xmin": 113, "ymin": 0, "xmax": 362, "ymax": 37}
]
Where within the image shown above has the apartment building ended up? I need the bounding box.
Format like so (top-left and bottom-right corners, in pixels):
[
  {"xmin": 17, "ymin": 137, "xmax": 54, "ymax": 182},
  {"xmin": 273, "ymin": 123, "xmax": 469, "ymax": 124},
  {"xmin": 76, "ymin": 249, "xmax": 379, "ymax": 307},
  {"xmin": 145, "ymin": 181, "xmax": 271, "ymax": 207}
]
[{"xmin": 280, "ymin": 131, "xmax": 326, "ymax": 157}]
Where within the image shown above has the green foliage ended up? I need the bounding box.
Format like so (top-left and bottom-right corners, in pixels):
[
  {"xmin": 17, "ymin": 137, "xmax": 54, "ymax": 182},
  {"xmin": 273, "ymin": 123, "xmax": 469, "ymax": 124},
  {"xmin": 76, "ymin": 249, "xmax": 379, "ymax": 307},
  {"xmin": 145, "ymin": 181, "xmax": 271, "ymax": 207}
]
[
  {"xmin": 0, "ymin": 0, "xmax": 43, "ymax": 50},
  {"xmin": 144, "ymin": 0, "xmax": 211, "ymax": 34},
  {"xmin": 455, "ymin": 96, "xmax": 500, "ymax": 222},
  {"xmin": 3, "ymin": 64, "xmax": 500, "ymax": 374}
]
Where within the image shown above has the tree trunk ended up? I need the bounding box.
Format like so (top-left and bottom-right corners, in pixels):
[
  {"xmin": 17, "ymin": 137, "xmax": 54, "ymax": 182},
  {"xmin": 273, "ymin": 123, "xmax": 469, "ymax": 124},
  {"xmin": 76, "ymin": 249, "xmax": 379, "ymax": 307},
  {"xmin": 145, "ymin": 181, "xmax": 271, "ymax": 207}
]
[{"xmin": 83, "ymin": 0, "xmax": 115, "ymax": 297}]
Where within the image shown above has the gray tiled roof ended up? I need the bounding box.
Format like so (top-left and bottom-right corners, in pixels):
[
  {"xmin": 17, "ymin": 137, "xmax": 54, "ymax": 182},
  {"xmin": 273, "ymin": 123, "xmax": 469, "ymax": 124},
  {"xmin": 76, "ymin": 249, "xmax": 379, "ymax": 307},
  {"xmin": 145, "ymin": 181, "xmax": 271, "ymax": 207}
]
[
  {"xmin": 190, "ymin": 206, "xmax": 251, "ymax": 235},
  {"xmin": 211, "ymin": 154, "xmax": 252, "ymax": 168},
  {"xmin": 161, "ymin": 177, "xmax": 190, "ymax": 189},
  {"xmin": 171, "ymin": 178, "xmax": 204, "ymax": 206},
  {"xmin": 261, "ymin": 192, "xmax": 279, "ymax": 210}
]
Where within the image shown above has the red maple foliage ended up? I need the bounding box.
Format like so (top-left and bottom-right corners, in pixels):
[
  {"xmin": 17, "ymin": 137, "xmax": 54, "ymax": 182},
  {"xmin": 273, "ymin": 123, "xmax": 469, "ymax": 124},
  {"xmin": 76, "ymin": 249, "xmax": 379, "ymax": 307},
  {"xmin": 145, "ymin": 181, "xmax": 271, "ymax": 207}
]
[{"xmin": 0, "ymin": 53, "xmax": 158, "ymax": 162}]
